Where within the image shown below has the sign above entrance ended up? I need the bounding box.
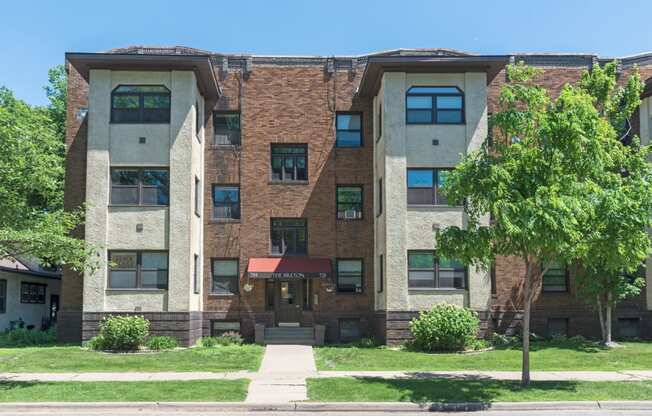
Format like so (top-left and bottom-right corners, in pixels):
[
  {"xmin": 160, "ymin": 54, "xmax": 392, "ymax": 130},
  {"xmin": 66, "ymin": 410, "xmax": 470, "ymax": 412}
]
[{"xmin": 247, "ymin": 257, "xmax": 331, "ymax": 279}]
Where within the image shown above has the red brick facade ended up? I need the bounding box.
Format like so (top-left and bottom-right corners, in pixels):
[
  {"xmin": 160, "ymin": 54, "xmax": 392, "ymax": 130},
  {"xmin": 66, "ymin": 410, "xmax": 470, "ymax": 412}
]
[{"xmin": 60, "ymin": 48, "xmax": 652, "ymax": 344}]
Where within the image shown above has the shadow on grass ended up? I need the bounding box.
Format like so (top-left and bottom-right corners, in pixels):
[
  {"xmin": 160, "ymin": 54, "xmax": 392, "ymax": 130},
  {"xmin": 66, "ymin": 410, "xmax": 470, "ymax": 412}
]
[{"xmin": 347, "ymin": 377, "xmax": 580, "ymax": 404}]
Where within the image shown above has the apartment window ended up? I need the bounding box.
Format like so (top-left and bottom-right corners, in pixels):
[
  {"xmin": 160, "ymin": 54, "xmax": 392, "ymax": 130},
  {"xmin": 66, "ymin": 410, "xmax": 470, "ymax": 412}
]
[
  {"xmin": 110, "ymin": 168, "xmax": 169, "ymax": 206},
  {"xmin": 0, "ymin": 279, "xmax": 5, "ymax": 313},
  {"xmin": 194, "ymin": 176, "xmax": 201, "ymax": 216},
  {"xmin": 212, "ymin": 259, "xmax": 239, "ymax": 295},
  {"xmin": 336, "ymin": 259, "xmax": 363, "ymax": 293},
  {"xmin": 376, "ymin": 104, "xmax": 382, "ymax": 141},
  {"xmin": 270, "ymin": 219, "xmax": 307, "ymax": 255},
  {"xmin": 108, "ymin": 251, "xmax": 168, "ymax": 290},
  {"xmin": 303, "ymin": 279, "xmax": 312, "ymax": 310},
  {"xmin": 378, "ymin": 255, "xmax": 384, "ymax": 293},
  {"xmin": 111, "ymin": 85, "xmax": 170, "ymax": 123},
  {"xmin": 407, "ymin": 168, "xmax": 449, "ymax": 205},
  {"xmin": 336, "ymin": 113, "xmax": 362, "ymax": 147},
  {"xmin": 406, "ymin": 86, "xmax": 464, "ymax": 125},
  {"xmin": 20, "ymin": 282, "xmax": 46, "ymax": 304},
  {"xmin": 193, "ymin": 254, "xmax": 200, "ymax": 294},
  {"xmin": 211, "ymin": 321, "xmax": 241, "ymax": 336},
  {"xmin": 212, "ymin": 185, "xmax": 240, "ymax": 220},
  {"xmin": 337, "ymin": 186, "xmax": 363, "ymax": 220},
  {"xmin": 265, "ymin": 280, "xmax": 275, "ymax": 310},
  {"xmin": 339, "ymin": 318, "xmax": 361, "ymax": 341},
  {"xmin": 542, "ymin": 261, "xmax": 568, "ymax": 292},
  {"xmin": 213, "ymin": 111, "xmax": 241, "ymax": 145},
  {"xmin": 377, "ymin": 178, "xmax": 383, "ymax": 216},
  {"xmin": 195, "ymin": 102, "xmax": 202, "ymax": 138},
  {"xmin": 271, "ymin": 144, "xmax": 307, "ymax": 182},
  {"xmin": 618, "ymin": 318, "xmax": 641, "ymax": 339},
  {"xmin": 408, "ymin": 251, "xmax": 466, "ymax": 289},
  {"xmin": 547, "ymin": 318, "xmax": 569, "ymax": 337}
]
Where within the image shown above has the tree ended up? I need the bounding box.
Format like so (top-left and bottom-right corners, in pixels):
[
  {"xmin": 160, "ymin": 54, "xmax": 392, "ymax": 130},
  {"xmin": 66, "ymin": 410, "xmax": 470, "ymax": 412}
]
[
  {"xmin": 44, "ymin": 64, "xmax": 67, "ymax": 145},
  {"xmin": 0, "ymin": 77, "xmax": 95, "ymax": 271},
  {"xmin": 436, "ymin": 62, "xmax": 650, "ymax": 387},
  {"xmin": 573, "ymin": 63, "xmax": 652, "ymax": 346}
]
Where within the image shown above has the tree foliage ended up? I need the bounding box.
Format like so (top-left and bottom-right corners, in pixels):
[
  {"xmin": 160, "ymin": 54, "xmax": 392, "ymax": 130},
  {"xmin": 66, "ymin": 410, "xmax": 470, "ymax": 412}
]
[
  {"xmin": 0, "ymin": 69, "xmax": 96, "ymax": 271},
  {"xmin": 436, "ymin": 62, "xmax": 651, "ymax": 386}
]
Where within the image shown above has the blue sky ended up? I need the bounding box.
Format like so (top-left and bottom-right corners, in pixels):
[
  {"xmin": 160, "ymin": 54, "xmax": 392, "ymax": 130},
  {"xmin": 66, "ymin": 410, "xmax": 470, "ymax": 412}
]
[{"xmin": 2, "ymin": 0, "xmax": 651, "ymax": 105}]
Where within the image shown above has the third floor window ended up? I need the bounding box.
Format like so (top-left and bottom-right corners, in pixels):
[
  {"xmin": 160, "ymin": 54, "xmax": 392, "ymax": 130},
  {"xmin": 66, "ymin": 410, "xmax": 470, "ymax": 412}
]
[
  {"xmin": 213, "ymin": 111, "xmax": 240, "ymax": 146},
  {"xmin": 336, "ymin": 113, "xmax": 362, "ymax": 147},
  {"xmin": 111, "ymin": 85, "xmax": 170, "ymax": 124},
  {"xmin": 271, "ymin": 144, "xmax": 307, "ymax": 182},
  {"xmin": 406, "ymin": 86, "xmax": 464, "ymax": 125}
]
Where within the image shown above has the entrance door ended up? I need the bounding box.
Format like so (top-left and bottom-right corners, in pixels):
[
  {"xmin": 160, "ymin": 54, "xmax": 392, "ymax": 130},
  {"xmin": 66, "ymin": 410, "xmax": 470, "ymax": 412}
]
[
  {"xmin": 49, "ymin": 294, "xmax": 59, "ymax": 322},
  {"xmin": 276, "ymin": 280, "xmax": 302, "ymax": 324}
]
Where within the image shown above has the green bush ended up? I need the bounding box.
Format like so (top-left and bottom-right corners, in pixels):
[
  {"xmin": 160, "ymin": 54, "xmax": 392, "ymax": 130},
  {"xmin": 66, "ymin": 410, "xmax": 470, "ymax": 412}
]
[
  {"xmin": 0, "ymin": 328, "xmax": 56, "ymax": 347},
  {"xmin": 409, "ymin": 304, "xmax": 480, "ymax": 352},
  {"xmin": 146, "ymin": 336, "xmax": 179, "ymax": 350},
  {"xmin": 197, "ymin": 336, "xmax": 219, "ymax": 348},
  {"xmin": 491, "ymin": 332, "xmax": 518, "ymax": 347},
  {"xmin": 88, "ymin": 315, "xmax": 149, "ymax": 351},
  {"xmin": 197, "ymin": 332, "xmax": 244, "ymax": 347},
  {"xmin": 349, "ymin": 337, "xmax": 380, "ymax": 348}
]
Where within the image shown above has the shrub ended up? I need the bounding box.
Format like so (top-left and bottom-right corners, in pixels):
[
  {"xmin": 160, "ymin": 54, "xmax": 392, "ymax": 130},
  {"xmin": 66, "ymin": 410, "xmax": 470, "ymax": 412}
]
[
  {"xmin": 0, "ymin": 328, "xmax": 56, "ymax": 347},
  {"xmin": 197, "ymin": 336, "xmax": 219, "ymax": 348},
  {"xmin": 491, "ymin": 332, "xmax": 517, "ymax": 347},
  {"xmin": 349, "ymin": 337, "xmax": 379, "ymax": 348},
  {"xmin": 409, "ymin": 304, "xmax": 480, "ymax": 352},
  {"xmin": 197, "ymin": 332, "xmax": 244, "ymax": 347},
  {"xmin": 146, "ymin": 336, "xmax": 179, "ymax": 351},
  {"xmin": 89, "ymin": 315, "xmax": 150, "ymax": 351}
]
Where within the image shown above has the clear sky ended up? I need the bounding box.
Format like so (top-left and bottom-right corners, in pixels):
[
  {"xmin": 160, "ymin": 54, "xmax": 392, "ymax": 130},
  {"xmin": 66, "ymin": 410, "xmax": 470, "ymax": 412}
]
[{"xmin": 2, "ymin": 0, "xmax": 651, "ymax": 105}]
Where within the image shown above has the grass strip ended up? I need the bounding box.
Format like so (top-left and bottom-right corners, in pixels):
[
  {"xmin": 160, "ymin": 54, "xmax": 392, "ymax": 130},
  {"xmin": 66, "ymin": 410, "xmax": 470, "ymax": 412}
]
[{"xmin": 0, "ymin": 379, "xmax": 249, "ymax": 402}]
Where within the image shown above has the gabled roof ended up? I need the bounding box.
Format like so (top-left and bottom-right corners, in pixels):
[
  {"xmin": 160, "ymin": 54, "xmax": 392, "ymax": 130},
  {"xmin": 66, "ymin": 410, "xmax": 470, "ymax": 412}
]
[{"xmin": 0, "ymin": 257, "xmax": 61, "ymax": 279}]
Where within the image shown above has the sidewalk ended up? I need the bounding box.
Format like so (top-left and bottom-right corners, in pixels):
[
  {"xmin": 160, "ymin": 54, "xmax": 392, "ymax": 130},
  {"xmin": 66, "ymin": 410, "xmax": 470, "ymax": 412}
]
[
  {"xmin": 2, "ymin": 369, "xmax": 652, "ymax": 382},
  {"xmin": 244, "ymin": 344, "xmax": 317, "ymax": 404}
]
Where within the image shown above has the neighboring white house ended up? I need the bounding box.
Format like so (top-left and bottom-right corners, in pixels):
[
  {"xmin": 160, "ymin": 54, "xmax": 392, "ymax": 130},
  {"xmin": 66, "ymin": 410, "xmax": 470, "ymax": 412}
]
[{"xmin": 0, "ymin": 258, "xmax": 61, "ymax": 331}]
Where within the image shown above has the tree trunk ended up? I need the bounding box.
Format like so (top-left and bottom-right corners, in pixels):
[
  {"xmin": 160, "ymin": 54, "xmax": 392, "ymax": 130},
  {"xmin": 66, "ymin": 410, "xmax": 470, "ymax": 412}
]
[
  {"xmin": 605, "ymin": 291, "xmax": 613, "ymax": 345},
  {"xmin": 521, "ymin": 258, "xmax": 533, "ymax": 388},
  {"xmin": 597, "ymin": 294, "xmax": 606, "ymax": 342}
]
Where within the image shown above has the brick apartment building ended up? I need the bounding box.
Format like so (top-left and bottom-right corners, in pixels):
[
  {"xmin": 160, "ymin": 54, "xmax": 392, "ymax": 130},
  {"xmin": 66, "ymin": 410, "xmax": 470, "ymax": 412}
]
[{"xmin": 59, "ymin": 46, "xmax": 652, "ymax": 346}]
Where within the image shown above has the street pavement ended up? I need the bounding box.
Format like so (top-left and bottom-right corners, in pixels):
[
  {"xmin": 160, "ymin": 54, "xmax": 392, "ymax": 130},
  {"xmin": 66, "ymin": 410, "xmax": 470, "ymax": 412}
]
[{"xmin": 0, "ymin": 411, "xmax": 651, "ymax": 415}]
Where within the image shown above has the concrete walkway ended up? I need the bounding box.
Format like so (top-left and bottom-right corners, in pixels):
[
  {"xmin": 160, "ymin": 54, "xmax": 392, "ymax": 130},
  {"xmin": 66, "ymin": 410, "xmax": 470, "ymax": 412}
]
[
  {"xmin": 2, "ymin": 370, "xmax": 652, "ymax": 383},
  {"xmin": 244, "ymin": 344, "xmax": 317, "ymax": 404}
]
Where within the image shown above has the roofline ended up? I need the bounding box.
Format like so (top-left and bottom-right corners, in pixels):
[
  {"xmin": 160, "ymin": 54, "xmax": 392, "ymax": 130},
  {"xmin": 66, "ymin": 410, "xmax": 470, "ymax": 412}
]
[
  {"xmin": 0, "ymin": 266, "xmax": 61, "ymax": 280},
  {"xmin": 65, "ymin": 52, "xmax": 221, "ymax": 99},
  {"xmin": 358, "ymin": 55, "xmax": 509, "ymax": 97}
]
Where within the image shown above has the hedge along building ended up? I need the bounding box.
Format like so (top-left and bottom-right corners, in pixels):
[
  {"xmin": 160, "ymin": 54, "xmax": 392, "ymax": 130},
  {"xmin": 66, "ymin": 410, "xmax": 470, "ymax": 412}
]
[{"xmin": 60, "ymin": 46, "xmax": 652, "ymax": 346}]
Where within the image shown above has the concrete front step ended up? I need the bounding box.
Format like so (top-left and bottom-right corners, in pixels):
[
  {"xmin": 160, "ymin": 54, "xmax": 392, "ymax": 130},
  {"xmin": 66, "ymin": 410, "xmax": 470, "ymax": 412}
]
[{"xmin": 264, "ymin": 327, "xmax": 315, "ymax": 345}]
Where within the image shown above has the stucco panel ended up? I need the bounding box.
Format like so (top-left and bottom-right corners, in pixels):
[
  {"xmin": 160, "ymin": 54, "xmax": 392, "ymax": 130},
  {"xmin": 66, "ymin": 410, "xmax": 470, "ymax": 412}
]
[
  {"xmin": 109, "ymin": 125, "xmax": 170, "ymax": 166},
  {"xmin": 107, "ymin": 207, "xmax": 169, "ymax": 249},
  {"xmin": 104, "ymin": 291, "xmax": 167, "ymax": 312}
]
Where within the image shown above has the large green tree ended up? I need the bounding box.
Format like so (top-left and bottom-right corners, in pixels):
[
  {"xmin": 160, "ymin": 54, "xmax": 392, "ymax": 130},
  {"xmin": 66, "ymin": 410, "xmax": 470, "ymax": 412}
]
[
  {"xmin": 573, "ymin": 63, "xmax": 652, "ymax": 346},
  {"xmin": 437, "ymin": 62, "xmax": 651, "ymax": 387},
  {"xmin": 0, "ymin": 68, "xmax": 95, "ymax": 271}
]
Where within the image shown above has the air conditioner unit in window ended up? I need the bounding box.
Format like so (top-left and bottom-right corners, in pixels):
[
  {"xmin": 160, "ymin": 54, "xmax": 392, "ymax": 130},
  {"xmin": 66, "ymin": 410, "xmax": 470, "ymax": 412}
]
[{"xmin": 344, "ymin": 210, "xmax": 358, "ymax": 219}]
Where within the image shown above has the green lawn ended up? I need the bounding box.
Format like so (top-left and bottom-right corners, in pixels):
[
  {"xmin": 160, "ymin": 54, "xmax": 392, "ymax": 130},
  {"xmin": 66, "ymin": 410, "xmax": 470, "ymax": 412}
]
[
  {"xmin": 307, "ymin": 377, "xmax": 652, "ymax": 403},
  {"xmin": 315, "ymin": 340, "xmax": 652, "ymax": 371},
  {"xmin": 0, "ymin": 345, "xmax": 264, "ymax": 372},
  {"xmin": 0, "ymin": 380, "xmax": 249, "ymax": 402}
]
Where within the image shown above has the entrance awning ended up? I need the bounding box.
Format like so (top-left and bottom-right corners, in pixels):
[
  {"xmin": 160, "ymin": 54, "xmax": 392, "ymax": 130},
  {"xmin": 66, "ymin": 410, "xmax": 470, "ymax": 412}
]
[{"xmin": 247, "ymin": 257, "xmax": 331, "ymax": 279}]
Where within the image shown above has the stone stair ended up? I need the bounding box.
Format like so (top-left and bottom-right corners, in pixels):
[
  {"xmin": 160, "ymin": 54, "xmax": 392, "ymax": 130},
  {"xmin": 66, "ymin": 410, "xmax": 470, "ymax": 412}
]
[{"xmin": 263, "ymin": 327, "xmax": 315, "ymax": 345}]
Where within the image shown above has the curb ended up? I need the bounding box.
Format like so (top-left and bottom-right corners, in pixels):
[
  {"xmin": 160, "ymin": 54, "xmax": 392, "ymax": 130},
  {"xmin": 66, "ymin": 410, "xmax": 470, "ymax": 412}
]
[{"xmin": 0, "ymin": 401, "xmax": 651, "ymax": 412}]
